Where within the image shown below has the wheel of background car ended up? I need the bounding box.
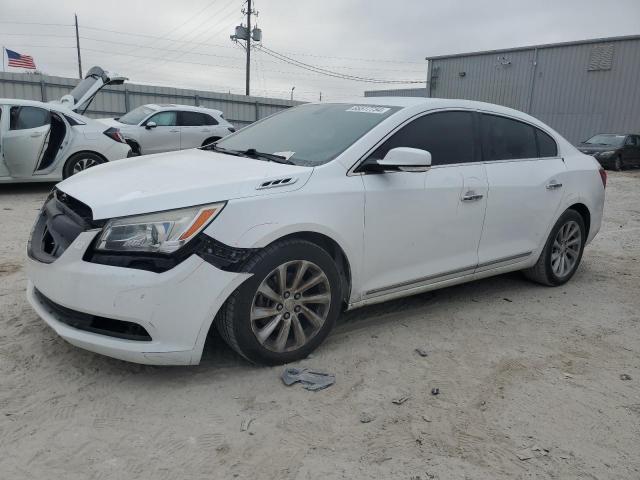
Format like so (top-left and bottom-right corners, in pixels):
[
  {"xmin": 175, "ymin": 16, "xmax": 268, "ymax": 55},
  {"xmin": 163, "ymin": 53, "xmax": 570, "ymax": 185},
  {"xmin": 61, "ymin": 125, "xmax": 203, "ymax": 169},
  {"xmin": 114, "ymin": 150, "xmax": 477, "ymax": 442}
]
[
  {"xmin": 202, "ymin": 137, "xmax": 221, "ymax": 147},
  {"xmin": 63, "ymin": 152, "xmax": 105, "ymax": 179},
  {"xmin": 523, "ymin": 209, "xmax": 586, "ymax": 286},
  {"xmin": 215, "ymin": 238, "xmax": 343, "ymax": 365},
  {"xmin": 614, "ymin": 156, "xmax": 623, "ymax": 171}
]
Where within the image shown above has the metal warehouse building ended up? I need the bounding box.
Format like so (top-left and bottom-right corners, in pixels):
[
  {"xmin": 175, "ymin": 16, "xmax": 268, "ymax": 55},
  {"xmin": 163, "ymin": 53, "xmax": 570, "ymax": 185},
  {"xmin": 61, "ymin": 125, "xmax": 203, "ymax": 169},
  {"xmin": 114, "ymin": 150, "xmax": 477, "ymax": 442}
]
[{"xmin": 367, "ymin": 35, "xmax": 640, "ymax": 144}]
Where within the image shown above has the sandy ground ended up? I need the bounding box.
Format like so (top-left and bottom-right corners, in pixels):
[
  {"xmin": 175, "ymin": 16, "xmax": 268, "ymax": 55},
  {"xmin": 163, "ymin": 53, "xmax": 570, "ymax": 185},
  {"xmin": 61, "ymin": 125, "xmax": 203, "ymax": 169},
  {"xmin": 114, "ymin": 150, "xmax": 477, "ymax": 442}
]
[{"xmin": 1, "ymin": 171, "xmax": 639, "ymax": 480}]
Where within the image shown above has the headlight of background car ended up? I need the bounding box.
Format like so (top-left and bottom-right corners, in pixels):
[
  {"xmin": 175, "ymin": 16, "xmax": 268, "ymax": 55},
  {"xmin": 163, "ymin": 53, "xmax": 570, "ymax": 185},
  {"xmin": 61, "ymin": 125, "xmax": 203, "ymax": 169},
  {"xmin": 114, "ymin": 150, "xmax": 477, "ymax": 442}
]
[
  {"xmin": 96, "ymin": 202, "xmax": 225, "ymax": 254},
  {"xmin": 596, "ymin": 150, "xmax": 616, "ymax": 159}
]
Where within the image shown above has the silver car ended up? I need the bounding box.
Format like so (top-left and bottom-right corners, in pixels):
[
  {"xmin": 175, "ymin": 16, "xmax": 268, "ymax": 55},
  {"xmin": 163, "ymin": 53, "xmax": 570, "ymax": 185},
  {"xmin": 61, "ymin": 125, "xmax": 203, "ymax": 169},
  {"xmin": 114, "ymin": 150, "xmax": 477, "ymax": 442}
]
[{"xmin": 100, "ymin": 104, "xmax": 236, "ymax": 156}]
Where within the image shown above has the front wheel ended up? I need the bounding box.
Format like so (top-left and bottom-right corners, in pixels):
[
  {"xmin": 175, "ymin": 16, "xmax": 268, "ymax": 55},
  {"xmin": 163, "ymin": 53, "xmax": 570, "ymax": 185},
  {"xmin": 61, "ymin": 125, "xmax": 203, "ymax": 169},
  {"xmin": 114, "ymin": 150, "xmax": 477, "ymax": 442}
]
[
  {"xmin": 62, "ymin": 152, "xmax": 104, "ymax": 179},
  {"xmin": 613, "ymin": 156, "xmax": 623, "ymax": 171},
  {"xmin": 215, "ymin": 239, "xmax": 343, "ymax": 365},
  {"xmin": 523, "ymin": 209, "xmax": 586, "ymax": 286}
]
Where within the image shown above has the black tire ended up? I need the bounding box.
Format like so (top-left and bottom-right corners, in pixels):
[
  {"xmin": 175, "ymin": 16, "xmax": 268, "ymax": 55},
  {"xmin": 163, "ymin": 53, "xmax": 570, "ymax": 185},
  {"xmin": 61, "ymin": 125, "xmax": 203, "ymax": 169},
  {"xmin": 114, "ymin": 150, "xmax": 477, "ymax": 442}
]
[
  {"xmin": 62, "ymin": 152, "xmax": 105, "ymax": 179},
  {"xmin": 215, "ymin": 239, "xmax": 342, "ymax": 365},
  {"xmin": 126, "ymin": 140, "xmax": 141, "ymax": 156},
  {"xmin": 202, "ymin": 137, "xmax": 221, "ymax": 147},
  {"xmin": 523, "ymin": 209, "xmax": 586, "ymax": 286},
  {"xmin": 613, "ymin": 156, "xmax": 623, "ymax": 171}
]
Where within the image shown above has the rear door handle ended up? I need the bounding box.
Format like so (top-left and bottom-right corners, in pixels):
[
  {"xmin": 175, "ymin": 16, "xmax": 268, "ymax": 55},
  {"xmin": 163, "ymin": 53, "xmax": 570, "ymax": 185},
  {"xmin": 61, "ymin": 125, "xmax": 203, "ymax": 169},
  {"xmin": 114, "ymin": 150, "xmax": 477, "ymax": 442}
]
[
  {"xmin": 30, "ymin": 132, "xmax": 43, "ymax": 138},
  {"xmin": 462, "ymin": 192, "xmax": 484, "ymax": 202},
  {"xmin": 546, "ymin": 181, "xmax": 563, "ymax": 190}
]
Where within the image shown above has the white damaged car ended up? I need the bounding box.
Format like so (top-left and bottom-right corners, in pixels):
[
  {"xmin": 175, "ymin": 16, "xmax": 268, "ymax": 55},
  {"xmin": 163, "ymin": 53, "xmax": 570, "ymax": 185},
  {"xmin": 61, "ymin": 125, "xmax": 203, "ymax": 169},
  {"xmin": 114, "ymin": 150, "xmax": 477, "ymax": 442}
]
[
  {"xmin": 0, "ymin": 66, "xmax": 130, "ymax": 183},
  {"xmin": 26, "ymin": 98, "xmax": 605, "ymax": 365}
]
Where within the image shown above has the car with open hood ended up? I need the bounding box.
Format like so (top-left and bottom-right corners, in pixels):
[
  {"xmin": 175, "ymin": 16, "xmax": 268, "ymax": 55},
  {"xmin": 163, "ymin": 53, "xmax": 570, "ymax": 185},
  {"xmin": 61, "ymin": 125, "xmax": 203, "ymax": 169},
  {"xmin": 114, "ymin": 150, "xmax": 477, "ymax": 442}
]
[
  {"xmin": 99, "ymin": 104, "xmax": 235, "ymax": 156},
  {"xmin": 25, "ymin": 98, "xmax": 605, "ymax": 366},
  {"xmin": 0, "ymin": 66, "xmax": 130, "ymax": 183}
]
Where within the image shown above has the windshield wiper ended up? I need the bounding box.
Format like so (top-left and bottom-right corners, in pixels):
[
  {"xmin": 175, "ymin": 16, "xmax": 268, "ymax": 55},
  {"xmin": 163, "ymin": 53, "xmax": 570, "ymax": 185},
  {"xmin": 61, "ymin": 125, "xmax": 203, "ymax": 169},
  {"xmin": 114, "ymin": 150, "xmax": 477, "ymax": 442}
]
[
  {"xmin": 242, "ymin": 148, "xmax": 295, "ymax": 165},
  {"xmin": 202, "ymin": 143, "xmax": 245, "ymax": 157}
]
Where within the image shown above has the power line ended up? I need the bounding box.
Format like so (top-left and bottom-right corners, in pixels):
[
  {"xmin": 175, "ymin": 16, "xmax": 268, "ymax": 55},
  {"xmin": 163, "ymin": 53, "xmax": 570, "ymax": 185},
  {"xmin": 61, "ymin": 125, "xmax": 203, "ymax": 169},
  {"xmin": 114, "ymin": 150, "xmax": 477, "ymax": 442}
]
[{"xmin": 257, "ymin": 45, "xmax": 425, "ymax": 84}]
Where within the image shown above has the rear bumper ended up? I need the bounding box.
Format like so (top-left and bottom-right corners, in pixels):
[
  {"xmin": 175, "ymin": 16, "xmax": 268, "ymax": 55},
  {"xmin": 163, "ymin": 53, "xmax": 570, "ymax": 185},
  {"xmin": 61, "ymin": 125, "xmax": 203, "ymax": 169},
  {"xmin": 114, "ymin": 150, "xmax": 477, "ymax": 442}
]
[{"xmin": 26, "ymin": 231, "xmax": 250, "ymax": 365}]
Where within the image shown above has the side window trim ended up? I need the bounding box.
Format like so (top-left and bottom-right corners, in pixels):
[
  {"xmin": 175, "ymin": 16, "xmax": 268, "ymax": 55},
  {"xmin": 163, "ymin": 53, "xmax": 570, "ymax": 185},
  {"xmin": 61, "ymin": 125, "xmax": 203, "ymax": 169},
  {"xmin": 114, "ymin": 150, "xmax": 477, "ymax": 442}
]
[{"xmin": 350, "ymin": 108, "xmax": 481, "ymax": 173}]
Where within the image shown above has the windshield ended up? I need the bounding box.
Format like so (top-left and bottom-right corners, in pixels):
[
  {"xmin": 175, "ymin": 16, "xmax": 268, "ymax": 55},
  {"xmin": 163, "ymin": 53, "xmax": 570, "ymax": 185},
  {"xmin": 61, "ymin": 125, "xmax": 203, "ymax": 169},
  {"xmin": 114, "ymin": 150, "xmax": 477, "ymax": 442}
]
[
  {"xmin": 584, "ymin": 134, "xmax": 626, "ymax": 147},
  {"xmin": 119, "ymin": 105, "xmax": 156, "ymax": 125},
  {"xmin": 215, "ymin": 103, "xmax": 401, "ymax": 166}
]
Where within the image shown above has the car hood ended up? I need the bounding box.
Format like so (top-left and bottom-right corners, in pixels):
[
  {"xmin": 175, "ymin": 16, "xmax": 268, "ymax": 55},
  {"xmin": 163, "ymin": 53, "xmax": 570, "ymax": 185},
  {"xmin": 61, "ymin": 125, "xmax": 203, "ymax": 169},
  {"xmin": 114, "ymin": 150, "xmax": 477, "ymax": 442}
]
[
  {"xmin": 577, "ymin": 144, "xmax": 618, "ymax": 153},
  {"xmin": 58, "ymin": 148, "xmax": 313, "ymax": 220}
]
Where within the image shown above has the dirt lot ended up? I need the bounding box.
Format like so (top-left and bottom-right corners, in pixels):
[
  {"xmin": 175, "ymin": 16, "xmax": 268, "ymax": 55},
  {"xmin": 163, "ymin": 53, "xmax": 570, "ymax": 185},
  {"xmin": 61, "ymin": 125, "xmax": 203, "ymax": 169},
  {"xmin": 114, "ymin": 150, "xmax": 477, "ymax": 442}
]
[{"xmin": 1, "ymin": 171, "xmax": 639, "ymax": 480}]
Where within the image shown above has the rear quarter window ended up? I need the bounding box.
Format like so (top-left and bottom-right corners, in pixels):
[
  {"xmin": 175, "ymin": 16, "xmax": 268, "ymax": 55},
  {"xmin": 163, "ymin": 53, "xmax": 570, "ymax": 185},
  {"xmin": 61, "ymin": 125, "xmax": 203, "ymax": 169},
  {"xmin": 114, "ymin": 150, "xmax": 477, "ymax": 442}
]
[{"xmin": 536, "ymin": 129, "xmax": 558, "ymax": 157}]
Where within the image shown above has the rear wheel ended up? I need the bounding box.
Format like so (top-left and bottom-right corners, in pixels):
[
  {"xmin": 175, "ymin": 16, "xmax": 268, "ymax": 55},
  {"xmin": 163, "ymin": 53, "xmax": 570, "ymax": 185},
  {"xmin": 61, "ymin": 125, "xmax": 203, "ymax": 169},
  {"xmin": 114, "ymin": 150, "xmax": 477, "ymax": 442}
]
[
  {"xmin": 215, "ymin": 239, "xmax": 342, "ymax": 365},
  {"xmin": 62, "ymin": 152, "xmax": 104, "ymax": 179},
  {"xmin": 202, "ymin": 137, "xmax": 221, "ymax": 147},
  {"xmin": 523, "ymin": 209, "xmax": 586, "ymax": 286}
]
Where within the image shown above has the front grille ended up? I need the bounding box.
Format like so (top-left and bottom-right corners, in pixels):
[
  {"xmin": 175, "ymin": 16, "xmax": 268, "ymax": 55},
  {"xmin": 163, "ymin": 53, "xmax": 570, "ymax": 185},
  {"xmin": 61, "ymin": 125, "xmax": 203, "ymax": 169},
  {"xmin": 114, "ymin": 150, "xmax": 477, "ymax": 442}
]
[
  {"xmin": 28, "ymin": 191, "xmax": 95, "ymax": 263},
  {"xmin": 34, "ymin": 288, "xmax": 152, "ymax": 341}
]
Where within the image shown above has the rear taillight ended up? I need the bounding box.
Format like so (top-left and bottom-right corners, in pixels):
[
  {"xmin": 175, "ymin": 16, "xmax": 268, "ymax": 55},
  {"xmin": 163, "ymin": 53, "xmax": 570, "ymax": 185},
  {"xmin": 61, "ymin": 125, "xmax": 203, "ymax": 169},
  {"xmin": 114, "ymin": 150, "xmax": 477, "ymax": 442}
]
[
  {"xmin": 103, "ymin": 127, "xmax": 126, "ymax": 144},
  {"xmin": 599, "ymin": 168, "xmax": 607, "ymax": 188}
]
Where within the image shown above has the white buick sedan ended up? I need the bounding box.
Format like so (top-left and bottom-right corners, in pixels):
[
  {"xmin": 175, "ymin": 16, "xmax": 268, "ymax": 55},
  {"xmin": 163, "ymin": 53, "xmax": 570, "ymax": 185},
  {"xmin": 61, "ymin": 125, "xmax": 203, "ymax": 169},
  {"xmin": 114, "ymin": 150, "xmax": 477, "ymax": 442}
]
[{"xmin": 26, "ymin": 98, "xmax": 605, "ymax": 365}]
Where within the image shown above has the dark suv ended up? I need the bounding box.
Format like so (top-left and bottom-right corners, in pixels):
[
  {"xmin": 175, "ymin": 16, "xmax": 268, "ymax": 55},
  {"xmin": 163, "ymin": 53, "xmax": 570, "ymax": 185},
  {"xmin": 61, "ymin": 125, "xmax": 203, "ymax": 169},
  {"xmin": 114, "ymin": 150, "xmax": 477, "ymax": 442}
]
[{"xmin": 577, "ymin": 133, "xmax": 640, "ymax": 171}]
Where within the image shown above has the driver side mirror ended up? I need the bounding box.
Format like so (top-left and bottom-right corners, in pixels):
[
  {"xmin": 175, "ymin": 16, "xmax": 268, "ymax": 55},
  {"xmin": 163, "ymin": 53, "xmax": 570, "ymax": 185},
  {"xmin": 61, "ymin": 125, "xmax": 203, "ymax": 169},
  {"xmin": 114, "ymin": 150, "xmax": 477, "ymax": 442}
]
[
  {"xmin": 358, "ymin": 147, "xmax": 432, "ymax": 173},
  {"xmin": 145, "ymin": 121, "xmax": 157, "ymax": 130}
]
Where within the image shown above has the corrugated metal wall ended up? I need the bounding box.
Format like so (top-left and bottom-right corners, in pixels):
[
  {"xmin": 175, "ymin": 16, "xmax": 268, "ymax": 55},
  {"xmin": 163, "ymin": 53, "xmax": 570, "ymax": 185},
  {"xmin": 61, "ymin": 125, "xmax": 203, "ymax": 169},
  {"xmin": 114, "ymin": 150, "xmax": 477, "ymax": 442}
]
[
  {"xmin": 426, "ymin": 36, "xmax": 640, "ymax": 144},
  {"xmin": 0, "ymin": 72, "xmax": 301, "ymax": 127},
  {"xmin": 364, "ymin": 87, "xmax": 428, "ymax": 97}
]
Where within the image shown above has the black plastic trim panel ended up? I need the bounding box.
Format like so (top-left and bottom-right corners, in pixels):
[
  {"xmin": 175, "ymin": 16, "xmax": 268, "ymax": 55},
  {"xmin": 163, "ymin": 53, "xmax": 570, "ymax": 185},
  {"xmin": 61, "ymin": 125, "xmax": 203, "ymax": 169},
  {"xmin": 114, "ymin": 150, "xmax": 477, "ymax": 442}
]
[{"xmin": 34, "ymin": 288, "xmax": 152, "ymax": 341}]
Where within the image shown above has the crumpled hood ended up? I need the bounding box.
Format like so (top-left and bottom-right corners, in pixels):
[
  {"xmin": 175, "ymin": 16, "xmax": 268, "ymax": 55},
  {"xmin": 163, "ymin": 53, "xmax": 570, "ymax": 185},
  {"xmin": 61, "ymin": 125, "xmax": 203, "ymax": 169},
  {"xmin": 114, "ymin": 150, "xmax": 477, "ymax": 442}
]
[{"xmin": 58, "ymin": 148, "xmax": 313, "ymax": 220}]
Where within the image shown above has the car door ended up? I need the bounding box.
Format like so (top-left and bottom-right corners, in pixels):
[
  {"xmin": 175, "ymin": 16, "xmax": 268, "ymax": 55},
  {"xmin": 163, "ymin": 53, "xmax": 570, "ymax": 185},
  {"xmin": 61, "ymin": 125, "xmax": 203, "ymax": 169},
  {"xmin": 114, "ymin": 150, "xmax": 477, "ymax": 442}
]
[
  {"xmin": 623, "ymin": 135, "xmax": 640, "ymax": 166},
  {"xmin": 477, "ymin": 113, "xmax": 566, "ymax": 270},
  {"xmin": 178, "ymin": 111, "xmax": 211, "ymax": 149},
  {"xmin": 358, "ymin": 110, "xmax": 488, "ymax": 299},
  {"xmin": 2, "ymin": 105, "xmax": 51, "ymax": 178},
  {"xmin": 138, "ymin": 111, "xmax": 180, "ymax": 154}
]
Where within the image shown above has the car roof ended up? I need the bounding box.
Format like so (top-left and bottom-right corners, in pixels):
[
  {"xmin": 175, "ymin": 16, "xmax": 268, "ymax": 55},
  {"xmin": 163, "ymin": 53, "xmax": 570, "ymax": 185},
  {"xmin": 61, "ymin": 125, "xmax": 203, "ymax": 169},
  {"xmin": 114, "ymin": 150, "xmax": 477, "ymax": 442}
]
[
  {"xmin": 143, "ymin": 103, "xmax": 223, "ymax": 115},
  {"xmin": 0, "ymin": 98, "xmax": 48, "ymax": 108}
]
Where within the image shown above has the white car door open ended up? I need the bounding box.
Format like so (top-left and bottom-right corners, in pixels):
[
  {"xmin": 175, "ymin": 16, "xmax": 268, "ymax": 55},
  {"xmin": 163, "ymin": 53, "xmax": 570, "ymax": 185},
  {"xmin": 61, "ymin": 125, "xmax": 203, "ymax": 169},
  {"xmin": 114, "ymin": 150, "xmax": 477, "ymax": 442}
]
[
  {"xmin": 359, "ymin": 110, "xmax": 488, "ymax": 299},
  {"xmin": 2, "ymin": 105, "xmax": 51, "ymax": 178}
]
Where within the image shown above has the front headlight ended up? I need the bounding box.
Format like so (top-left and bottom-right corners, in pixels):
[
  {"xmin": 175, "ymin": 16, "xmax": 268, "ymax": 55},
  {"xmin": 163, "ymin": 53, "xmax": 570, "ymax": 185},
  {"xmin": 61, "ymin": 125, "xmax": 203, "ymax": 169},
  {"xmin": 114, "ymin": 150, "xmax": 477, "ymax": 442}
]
[
  {"xmin": 596, "ymin": 150, "xmax": 616, "ymax": 159},
  {"xmin": 96, "ymin": 202, "xmax": 225, "ymax": 254}
]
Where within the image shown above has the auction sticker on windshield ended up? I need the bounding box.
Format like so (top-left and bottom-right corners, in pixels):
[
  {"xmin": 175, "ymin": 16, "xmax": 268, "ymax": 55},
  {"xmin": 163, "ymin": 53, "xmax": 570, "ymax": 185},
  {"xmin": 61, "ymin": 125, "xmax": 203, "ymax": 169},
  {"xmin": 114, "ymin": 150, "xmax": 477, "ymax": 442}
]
[{"xmin": 346, "ymin": 105, "xmax": 391, "ymax": 114}]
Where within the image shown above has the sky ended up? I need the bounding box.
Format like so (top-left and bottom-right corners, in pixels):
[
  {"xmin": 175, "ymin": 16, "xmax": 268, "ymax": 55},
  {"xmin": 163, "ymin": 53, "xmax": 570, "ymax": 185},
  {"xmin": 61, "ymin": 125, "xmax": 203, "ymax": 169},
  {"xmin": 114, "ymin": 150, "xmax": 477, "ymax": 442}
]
[{"xmin": 0, "ymin": 0, "xmax": 639, "ymax": 102}]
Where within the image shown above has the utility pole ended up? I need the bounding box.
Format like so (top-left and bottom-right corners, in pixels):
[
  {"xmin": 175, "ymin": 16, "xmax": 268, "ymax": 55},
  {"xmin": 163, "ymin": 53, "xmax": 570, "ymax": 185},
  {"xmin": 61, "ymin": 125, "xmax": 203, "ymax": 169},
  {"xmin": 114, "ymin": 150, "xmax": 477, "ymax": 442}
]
[
  {"xmin": 290, "ymin": 86, "xmax": 295, "ymax": 101},
  {"xmin": 74, "ymin": 14, "xmax": 82, "ymax": 79},
  {"xmin": 245, "ymin": 0, "xmax": 251, "ymax": 96},
  {"xmin": 231, "ymin": 1, "xmax": 261, "ymax": 96}
]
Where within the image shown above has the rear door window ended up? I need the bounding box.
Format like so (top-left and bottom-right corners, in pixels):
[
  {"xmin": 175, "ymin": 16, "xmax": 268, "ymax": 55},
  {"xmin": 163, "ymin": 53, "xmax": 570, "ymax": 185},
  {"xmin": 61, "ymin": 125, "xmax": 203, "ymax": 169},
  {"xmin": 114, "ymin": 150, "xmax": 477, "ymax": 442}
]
[
  {"xmin": 10, "ymin": 106, "xmax": 50, "ymax": 130},
  {"xmin": 481, "ymin": 114, "xmax": 537, "ymax": 161},
  {"xmin": 180, "ymin": 111, "xmax": 208, "ymax": 126},
  {"xmin": 370, "ymin": 111, "xmax": 477, "ymax": 166}
]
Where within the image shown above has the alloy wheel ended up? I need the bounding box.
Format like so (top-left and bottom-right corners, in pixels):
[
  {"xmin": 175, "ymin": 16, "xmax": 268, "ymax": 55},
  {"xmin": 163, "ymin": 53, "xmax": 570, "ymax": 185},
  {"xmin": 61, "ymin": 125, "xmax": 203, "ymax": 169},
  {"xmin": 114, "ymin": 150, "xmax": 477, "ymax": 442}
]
[
  {"xmin": 72, "ymin": 157, "xmax": 99, "ymax": 174},
  {"xmin": 250, "ymin": 260, "xmax": 332, "ymax": 353},
  {"xmin": 551, "ymin": 220, "xmax": 582, "ymax": 278}
]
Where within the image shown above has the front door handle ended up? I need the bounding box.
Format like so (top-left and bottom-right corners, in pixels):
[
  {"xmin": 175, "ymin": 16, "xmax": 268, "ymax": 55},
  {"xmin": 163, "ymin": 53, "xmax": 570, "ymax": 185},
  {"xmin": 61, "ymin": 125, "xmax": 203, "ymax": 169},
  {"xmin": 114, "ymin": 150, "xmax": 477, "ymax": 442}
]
[
  {"xmin": 462, "ymin": 191, "xmax": 484, "ymax": 202},
  {"xmin": 170, "ymin": 129, "xmax": 180, "ymax": 133},
  {"xmin": 30, "ymin": 132, "xmax": 43, "ymax": 138},
  {"xmin": 546, "ymin": 181, "xmax": 563, "ymax": 190}
]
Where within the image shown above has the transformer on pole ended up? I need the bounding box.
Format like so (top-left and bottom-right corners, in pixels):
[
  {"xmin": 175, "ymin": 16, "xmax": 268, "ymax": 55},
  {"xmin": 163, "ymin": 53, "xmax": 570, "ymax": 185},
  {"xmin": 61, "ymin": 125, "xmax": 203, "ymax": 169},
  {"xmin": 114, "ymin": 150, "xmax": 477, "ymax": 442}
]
[{"xmin": 231, "ymin": 0, "xmax": 262, "ymax": 96}]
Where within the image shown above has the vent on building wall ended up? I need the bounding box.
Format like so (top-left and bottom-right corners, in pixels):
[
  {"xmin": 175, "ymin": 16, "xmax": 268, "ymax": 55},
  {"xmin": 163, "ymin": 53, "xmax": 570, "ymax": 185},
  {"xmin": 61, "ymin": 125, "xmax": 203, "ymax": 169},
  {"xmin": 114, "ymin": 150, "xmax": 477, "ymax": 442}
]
[{"xmin": 587, "ymin": 44, "xmax": 614, "ymax": 71}]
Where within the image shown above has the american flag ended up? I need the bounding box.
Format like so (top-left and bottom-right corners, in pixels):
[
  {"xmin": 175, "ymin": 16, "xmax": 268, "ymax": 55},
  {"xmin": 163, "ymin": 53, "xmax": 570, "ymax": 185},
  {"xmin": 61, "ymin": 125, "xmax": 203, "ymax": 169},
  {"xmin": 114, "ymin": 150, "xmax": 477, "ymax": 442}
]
[{"xmin": 6, "ymin": 48, "xmax": 36, "ymax": 69}]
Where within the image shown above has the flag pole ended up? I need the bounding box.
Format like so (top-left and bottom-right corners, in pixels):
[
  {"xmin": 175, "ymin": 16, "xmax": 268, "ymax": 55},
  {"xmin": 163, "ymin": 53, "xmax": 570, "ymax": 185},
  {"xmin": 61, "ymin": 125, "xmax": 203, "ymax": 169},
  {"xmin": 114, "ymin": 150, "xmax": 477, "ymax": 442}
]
[{"xmin": 2, "ymin": 47, "xmax": 5, "ymax": 73}]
